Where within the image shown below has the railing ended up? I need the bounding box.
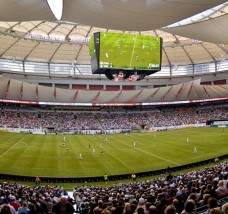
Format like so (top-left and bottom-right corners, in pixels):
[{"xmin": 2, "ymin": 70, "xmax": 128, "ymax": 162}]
[{"xmin": 0, "ymin": 58, "xmax": 228, "ymax": 78}]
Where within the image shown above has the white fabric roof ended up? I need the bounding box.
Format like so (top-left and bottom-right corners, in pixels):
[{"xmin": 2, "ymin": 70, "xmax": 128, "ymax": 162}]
[
  {"xmin": 163, "ymin": 14, "xmax": 228, "ymax": 45},
  {"xmin": 0, "ymin": 0, "xmax": 226, "ymax": 31},
  {"xmin": 0, "ymin": 1, "xmax": 226, "ymax": 70}
]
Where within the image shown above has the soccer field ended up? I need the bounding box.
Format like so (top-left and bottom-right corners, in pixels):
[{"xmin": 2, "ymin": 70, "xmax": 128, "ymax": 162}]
[
  {"xmin": 99, "ymin": 32, "xmax": 161, "ymax": 70},
  {"xmin": 0, "ymin": 127, "xmax": 227, "ymax": 178}
]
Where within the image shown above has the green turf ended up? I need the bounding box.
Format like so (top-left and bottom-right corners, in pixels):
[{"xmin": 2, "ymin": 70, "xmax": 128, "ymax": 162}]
[
  {"xmin": 88, "ymin": 34, "xmax": 95, "ymax": 58},
  {"xmin": 99, "ymin": 32, "xmax": 161, "ymax": 70},
  {"xmin": 0, "ymin": 127, "xmax": 227, "ymax": 178}
]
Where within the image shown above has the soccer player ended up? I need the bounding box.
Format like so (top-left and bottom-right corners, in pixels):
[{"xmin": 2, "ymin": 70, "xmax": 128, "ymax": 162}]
[
  {"xmin": 93, "ymin": 148, "xmax": 96, "ymax": 154},
  {"xmin": 186, "ymin": 137, "xmax": 189, "ymax": 143},
  {"xmin": 79, "ymin": 153, "xmax": 82, "ymax": 160},
  {"xmin": 101, "ymin": 149, "xmax": 104, "ymax": 156},
  {"xmin": 106, "ymin": 53, "xmax": 109, "ymax": 58},
  {"xmin": 35, "ymin": 177, "xmax": 41, "ymax": 185},
  {"xmin": 133, "ymin": 141, "xmax": 136, "ymax": 147},
  {"xmin": 104, "ymin": 173, "xmax": 108, "ymax": 183},
  {"xmin": 62, "ymin": 136, "xmax": 66, "ymax": 146},
  {"xmin": 66, "ymin": 147, "xmax": 69, "ymax": 152},
  {"xmin": 136, "ymin": 55, "xmax": 139, "ymax": 61},
  {"xmin": 193, "ymin": 147, "xmax": 197, "ymax": 154},
  {"xmin": 131, "ymin": 173, "xmax": 136, "ymax": 181}
]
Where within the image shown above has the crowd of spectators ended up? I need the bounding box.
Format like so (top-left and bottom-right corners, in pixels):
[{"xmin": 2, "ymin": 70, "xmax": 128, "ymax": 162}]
[
  {"xmin": 0, "ymin": 162, "xmax": 227, "ymax": 214},
  {"xmin": 0, "ymin": 105, "xmax": 228, "ymax": 131}
]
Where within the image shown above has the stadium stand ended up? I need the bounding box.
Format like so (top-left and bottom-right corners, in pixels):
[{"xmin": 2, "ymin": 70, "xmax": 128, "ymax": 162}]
[
  {"xmin": 0, "ymin": 162, "xmax": 226, "ymax": 214},
  {"xmin": 6, "ymin": 79, "xmax": 22, "ymax": 101},
  {"xmin": 0, "ymin": 2, "xmax": 227, "ymax": 213},
  {"xmin": 1, "ymin": 76, "xmax": 228, "ymax": 104},
  {"xmin": 96, "ymin": 90, "xmax": 121, "ymax": 103},
  {"xmin": 21, "ymin": 82, "xmax": 37, "ymax": 102},
  {"xmin": 56, "ymin": 88, "xmax": 76, "ymax": 103},
  {"xmin": 0, "ymin": 103, "xmax": 228, "ymax": 132},
  {"xmin": 38, "ymin": 85, "xmax": 55, "ymax": 102}
]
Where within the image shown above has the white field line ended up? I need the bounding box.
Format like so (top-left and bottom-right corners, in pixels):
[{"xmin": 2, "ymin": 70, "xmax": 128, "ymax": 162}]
[
  {"xmin": 109, "ymin": 136, "xmax": 180, "ymax": 166},
  {"xmin": 96, "ymin": 140, "xmax": 132, "ymax": 171},
  {"xmin": 129, "ymin": 35, "xmax": 137, "ymax": 68},
  {"xmin": 0, "ymin": 137, "xmax": 24, "ymax": 158},
  {"xmin": 95, "ymin": 136, "xmax": 131, "ymax": 168}
]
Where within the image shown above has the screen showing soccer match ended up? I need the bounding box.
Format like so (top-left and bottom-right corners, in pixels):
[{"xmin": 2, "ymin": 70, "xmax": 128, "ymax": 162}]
[
  {"xmin": 88, "ymin": 33, "xmax": 100, "ymax": 73},
  {"xmin": 88, "ymin": 34, "xmax": 95, "ymax": 59},
  {"xmin": 89, "ymin": 32, "xmax": 162, "ymax": 74}
]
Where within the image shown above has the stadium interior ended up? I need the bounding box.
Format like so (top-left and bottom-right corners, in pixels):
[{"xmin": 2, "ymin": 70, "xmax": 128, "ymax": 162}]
[{"xmin": 0, "ymin": 1, "xmax": 227, "ymax": 214}]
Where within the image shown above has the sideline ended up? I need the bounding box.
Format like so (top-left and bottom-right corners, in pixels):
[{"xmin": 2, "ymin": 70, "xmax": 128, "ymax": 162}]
[
  {"xmin": 0, "ymin": 137, "xmax": 24, "ymax": 158},
  {"xmin": 109, "ymin": 136, "xmax": 180, "ymax": 166}
]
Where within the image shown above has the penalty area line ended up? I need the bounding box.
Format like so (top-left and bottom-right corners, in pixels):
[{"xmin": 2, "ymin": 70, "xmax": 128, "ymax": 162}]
[
  {"xmin": 109, "ymin": 136, "xmax": 180, "ymax": 166},
  {"xmin": 0, "ymin": 137, "xmax": 24, "ymax": 158},
  {"xmin": 19, "ymin": 142, "xmax": 27, "ymax": 146}
]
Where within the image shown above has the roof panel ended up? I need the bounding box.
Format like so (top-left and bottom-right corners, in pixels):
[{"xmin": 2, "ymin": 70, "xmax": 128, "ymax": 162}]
[
  {"xmin": 164, "ymin": 47, "xmax": 192, "ymax": 65},
  {"xmin": 164, "ymin": 14, "xmax": 228, "ymax": 44},
  {"xmin": 52, "ymin": 44, "xmax": 81, "ymax": 63},
  {"xmin": 184, "ymin": 44, "xmax": 213, "ymax": 63},
  {"xmin": 0, "ymin": 2, "xmax": 226, "ymax": 70},
  {"xmin": 62, "ymin": 0, "xmax": 226, "ymax": 31}
]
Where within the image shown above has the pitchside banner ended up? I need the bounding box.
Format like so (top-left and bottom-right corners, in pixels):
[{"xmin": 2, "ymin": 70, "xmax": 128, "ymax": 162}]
[{"xmin": 0, "ymin": 97, "xmax": 228, "ymax": 106}]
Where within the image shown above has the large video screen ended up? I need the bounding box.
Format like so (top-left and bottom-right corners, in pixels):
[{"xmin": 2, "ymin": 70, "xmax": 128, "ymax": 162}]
[
  {"xmin": 88, "ymin": 34, "xmax": 95, "ymax": 59},
  {"xmin": 88, "ymin": 33, "xmax": 100, "ymax": 73},
  {"xmin": 89, "ymin": 32, "xmax": 162, "ymax": 74}
]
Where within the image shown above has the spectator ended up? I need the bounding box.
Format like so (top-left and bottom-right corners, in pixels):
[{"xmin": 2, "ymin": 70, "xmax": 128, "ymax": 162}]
[
  {"xmin": 52, "ymin": 196, "xmax": 75, "ymax": 214},
  {"xmin": 181, "ymin": 200, "xmax": 195, "ymax": 214},
  {"xmin": 164, "ymin": 205, "xmax": 176, "ymax": 214},
  {"xmin": 16, "ymin": 201, "xmax": 30, "ymax": 214},
  {"xmin": 222, "ymin": 203, "xmax": 228, "ymax": 214},
  {"xmin": 0, "ymin": 198, "xmax": 16, "ymax": 214}
]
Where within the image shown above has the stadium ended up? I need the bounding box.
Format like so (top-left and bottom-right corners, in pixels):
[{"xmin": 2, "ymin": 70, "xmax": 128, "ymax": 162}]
[{"xmin": 0, "ymin": 1, "xmax": 227, "ymax": 213}]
